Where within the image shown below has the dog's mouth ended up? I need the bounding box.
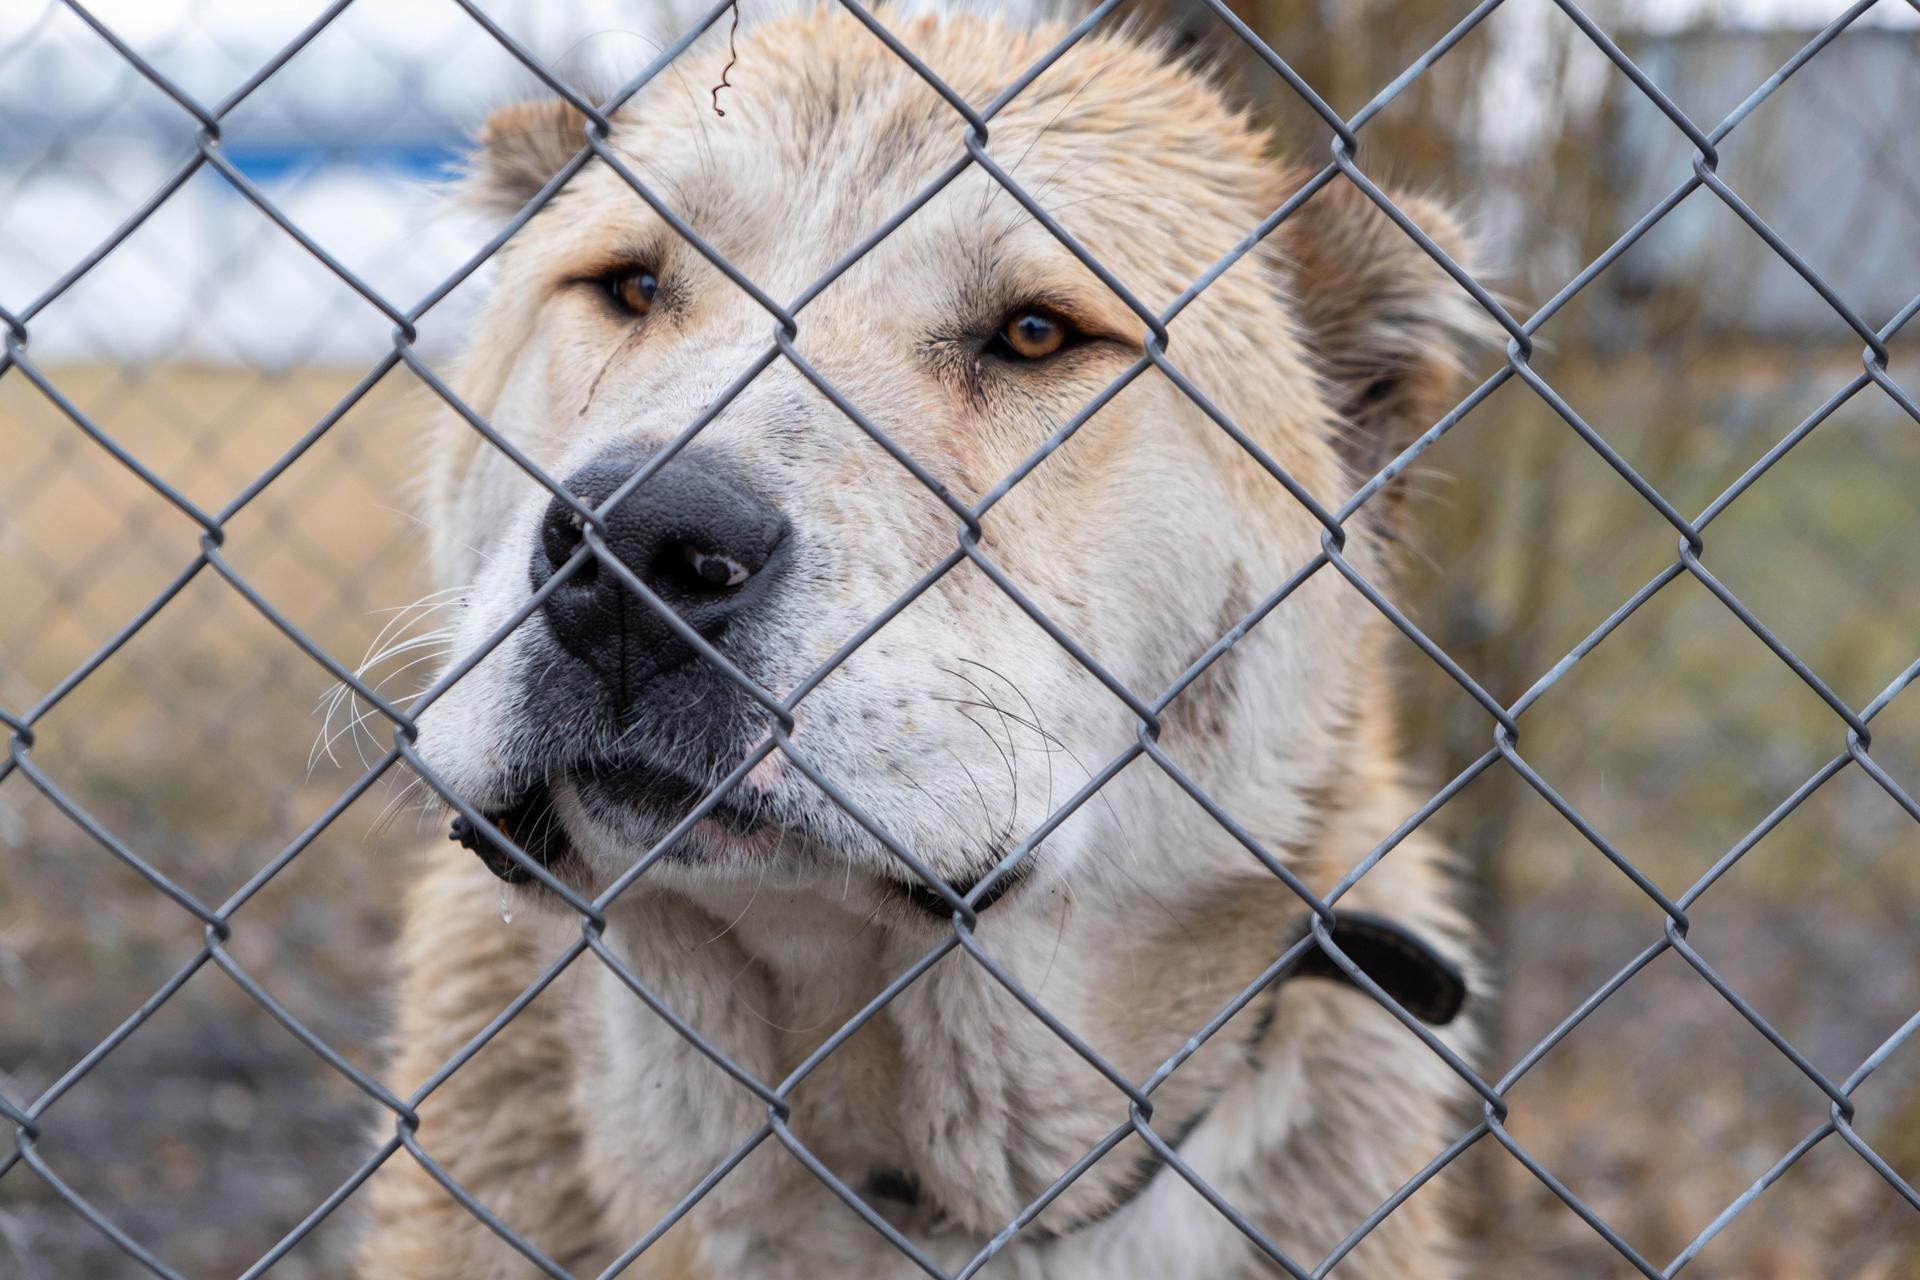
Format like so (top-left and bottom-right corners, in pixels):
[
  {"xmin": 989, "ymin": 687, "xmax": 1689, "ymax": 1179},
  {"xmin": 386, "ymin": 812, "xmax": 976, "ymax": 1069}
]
[
  {"xmin": 449, "ymin": 753, "xmax": 1020, "ymax": 916},
  {"xmin": 574, "ymin": 754, "xmax": 779, "ymax": 838},
  {"xmin": 451, "ymin": 755, "xmax": 781, "ymax": 884}
]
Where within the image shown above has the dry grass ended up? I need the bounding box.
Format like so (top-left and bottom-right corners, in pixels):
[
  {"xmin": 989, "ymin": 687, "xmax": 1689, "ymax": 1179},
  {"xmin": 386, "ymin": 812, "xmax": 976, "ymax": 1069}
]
[
  {"xmin": 2, "ymin": 364, "xmax": 433, "ymax": 1279},
  {"xmin": 1398, "ymin": 343, "xmax": 1920, "ymax": 1278}
]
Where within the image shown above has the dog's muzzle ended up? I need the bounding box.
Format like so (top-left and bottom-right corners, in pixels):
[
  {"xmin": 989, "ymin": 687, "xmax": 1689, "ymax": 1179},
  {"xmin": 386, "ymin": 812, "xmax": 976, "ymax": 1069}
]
[{"xmin": 532, "ymin": 441, "xmax": 790, "ymax": 695}]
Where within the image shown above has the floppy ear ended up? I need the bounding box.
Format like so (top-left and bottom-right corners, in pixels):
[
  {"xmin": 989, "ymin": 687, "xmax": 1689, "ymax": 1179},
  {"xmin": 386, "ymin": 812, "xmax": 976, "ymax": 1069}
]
[
  {"xmin": 466, "ymin": 98, "xmax": 589, "ymax": 215},
  {"xmin": 1274, "ymin": 177, "xmax": 1485, "ymax": 483}
]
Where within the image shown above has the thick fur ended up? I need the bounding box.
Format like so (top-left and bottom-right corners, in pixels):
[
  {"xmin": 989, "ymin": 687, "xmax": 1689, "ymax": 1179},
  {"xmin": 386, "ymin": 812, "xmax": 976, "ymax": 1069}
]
[{"xmin": 360, "ymin": 9, "xmax": 1481, "ymax": 1277}]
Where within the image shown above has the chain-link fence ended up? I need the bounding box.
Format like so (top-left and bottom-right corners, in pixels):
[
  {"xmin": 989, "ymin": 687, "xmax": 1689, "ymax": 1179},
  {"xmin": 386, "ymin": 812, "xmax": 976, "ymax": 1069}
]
[{"xmin": 3, "ymin": 0, "xmax": 1919, "ymax": 1276}]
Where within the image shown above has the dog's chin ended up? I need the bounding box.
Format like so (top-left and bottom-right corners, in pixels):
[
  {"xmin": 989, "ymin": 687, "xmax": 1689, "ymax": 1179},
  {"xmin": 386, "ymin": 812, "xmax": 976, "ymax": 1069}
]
[
  {"xmin": 567, "ymin": 769, "xmax": 799, "ymax": 866},
  {"xmin": 470, "ymin": 758, "xmax": 1011, "ymax": 918},
  {"xmin": 479, "ymin": 755, "xmax": 788, "ymax": 876}
]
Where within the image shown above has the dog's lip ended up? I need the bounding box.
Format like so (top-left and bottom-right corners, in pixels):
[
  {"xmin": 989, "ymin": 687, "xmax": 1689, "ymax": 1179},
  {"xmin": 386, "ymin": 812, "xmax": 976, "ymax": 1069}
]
[
  {"xmin": 468, "ymin": 749, "xmax": 770, "ymax": 835},
  {"xmin": 570, "ymin": 753, "xmax": 777, "ymax": 836},
  {"xmin": 470, "ymin": 756, "xmax": 1024, "ymax": 911},
  {"xmin": 896, "ymin": 861, "xmax": 1022, "ymax": 917},
  {"xmin": 457, "ymin": 781, "xmax": 570, "ymax": 882},
  {"xmin": 459, "ymin": 754, "xmax": 780, "ymax": 883}
]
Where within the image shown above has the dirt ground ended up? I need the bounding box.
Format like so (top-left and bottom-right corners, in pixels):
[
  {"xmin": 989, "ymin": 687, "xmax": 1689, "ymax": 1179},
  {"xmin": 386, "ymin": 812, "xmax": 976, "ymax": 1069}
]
[{"xmin": 3, "ymin": 355, "xmax": 1918, "ymax": 1278}]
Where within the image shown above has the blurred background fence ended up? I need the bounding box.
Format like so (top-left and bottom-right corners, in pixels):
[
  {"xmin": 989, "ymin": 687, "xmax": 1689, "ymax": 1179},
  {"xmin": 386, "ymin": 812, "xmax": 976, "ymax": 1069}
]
[{"xmin": 3, "ymin": 0, "xmax": 1918, "ymax": 1276}]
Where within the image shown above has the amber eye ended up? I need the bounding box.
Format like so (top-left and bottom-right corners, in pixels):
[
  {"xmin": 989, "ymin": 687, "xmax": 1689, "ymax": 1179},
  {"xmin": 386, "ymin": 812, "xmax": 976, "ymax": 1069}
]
[
  {"xmin": 998, "ymin": 309, "xmax": 1070, "ymax": 360},
  {"xmin": 611, "ymin": 269, "xmax": 658, "ymax": 316}
]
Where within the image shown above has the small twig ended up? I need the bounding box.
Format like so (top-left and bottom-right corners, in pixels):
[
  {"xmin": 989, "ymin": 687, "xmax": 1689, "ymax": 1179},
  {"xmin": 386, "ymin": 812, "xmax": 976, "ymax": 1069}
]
[{"xmin": 711, "ymin": 1, "xmax": 740, "ymax": 117}]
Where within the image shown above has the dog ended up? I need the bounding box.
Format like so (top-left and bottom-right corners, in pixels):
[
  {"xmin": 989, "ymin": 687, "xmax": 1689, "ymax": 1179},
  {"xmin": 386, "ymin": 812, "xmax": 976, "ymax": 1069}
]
[{"xmin": 358, "ymin": 7, "xmax": 1482, "ymax": 1276}]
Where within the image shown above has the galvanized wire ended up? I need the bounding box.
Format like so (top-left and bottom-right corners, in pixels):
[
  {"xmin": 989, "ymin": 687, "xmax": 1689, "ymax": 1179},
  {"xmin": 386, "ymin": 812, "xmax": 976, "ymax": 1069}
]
[{"xmin": 3, "ymin": 1, "xmax": 1918, "ymax": 1277}]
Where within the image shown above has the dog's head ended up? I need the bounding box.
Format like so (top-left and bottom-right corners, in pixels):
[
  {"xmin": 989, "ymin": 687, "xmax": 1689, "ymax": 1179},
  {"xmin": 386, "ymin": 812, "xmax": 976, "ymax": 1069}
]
[{"xmin": 415, "ymin": 9, "xmax": 1476, "ymax": 914}]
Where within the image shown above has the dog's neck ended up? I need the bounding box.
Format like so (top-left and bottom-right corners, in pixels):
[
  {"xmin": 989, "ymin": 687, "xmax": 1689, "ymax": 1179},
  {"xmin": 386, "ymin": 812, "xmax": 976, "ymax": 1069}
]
[{"xmin": 574, "ymin": 787, "xmax": 1465, "ymax": 1255}]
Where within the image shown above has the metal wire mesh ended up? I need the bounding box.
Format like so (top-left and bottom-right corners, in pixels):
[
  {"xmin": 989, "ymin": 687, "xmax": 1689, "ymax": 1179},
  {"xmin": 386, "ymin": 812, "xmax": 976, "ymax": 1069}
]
[{"xmin": 3, "ymin": 1, "xmax": 1918, "ymax": 1276}]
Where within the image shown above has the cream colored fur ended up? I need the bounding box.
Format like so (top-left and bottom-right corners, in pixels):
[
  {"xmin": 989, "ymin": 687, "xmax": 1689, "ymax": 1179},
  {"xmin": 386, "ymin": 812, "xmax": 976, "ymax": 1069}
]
[{"xmin": 359, "ymin": 9, "xmax": 1482, "ymax": 1277}]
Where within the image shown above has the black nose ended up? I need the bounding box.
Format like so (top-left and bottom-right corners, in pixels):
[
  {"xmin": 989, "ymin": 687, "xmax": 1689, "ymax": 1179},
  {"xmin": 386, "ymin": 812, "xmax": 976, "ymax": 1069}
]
[{"xmin": 532, "ymin": 444, "xmax": 790, "ymax": 691}]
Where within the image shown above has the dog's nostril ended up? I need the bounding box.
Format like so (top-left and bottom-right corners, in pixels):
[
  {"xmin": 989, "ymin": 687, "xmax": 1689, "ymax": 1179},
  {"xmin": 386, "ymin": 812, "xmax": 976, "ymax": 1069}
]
[
  {"xmin": 648, "ymin": 541, "xmax": 745, "ymax": 598},
  {"xmin": 685, "ymin": 544, "xmax": 750, "ymax": 588}
]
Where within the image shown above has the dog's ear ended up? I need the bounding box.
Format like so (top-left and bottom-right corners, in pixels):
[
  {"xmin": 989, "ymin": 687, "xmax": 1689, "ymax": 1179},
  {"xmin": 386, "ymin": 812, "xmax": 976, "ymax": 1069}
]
[
  {"xmin": 466, "ymin": 98, "xmax": 589, "ymax": 215},
  {"xmin": 1274, "ymin": 177, "xmax": 1485, "ymax": 484}
]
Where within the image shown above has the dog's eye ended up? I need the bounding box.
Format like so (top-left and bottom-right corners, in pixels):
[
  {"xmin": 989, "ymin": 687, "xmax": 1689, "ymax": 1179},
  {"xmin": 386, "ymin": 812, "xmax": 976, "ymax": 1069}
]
[
  {"xmin": 609, "ymin": 269, "xmax": 658, "ymax": 317},
  {"xmin": 994, "ymin": 309, "xmax": 1072, "ymax": 361}
]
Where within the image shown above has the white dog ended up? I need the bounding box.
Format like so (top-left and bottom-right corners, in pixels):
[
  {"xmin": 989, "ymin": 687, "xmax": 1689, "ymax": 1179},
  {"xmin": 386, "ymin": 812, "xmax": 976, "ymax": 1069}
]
[{"xmin": 360, "ymin": 7, "xmax": 1481, "ymax": 1276}]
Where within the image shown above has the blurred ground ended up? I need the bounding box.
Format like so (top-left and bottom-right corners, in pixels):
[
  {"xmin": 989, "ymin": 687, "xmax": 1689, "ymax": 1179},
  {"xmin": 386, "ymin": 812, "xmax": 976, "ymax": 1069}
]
[
  {"xmin": 1, "ymin": 366, "xmax": 432, "ymax": 1279},
  {"xmin": 5, "ymin": 2, "xmax": 1920, "ymax": 1278}
]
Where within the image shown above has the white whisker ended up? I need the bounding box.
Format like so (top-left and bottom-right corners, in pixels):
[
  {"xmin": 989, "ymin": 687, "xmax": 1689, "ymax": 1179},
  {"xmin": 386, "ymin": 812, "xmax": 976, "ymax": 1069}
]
[
  {"xmin": 318, "ymin": 646, "xmax": 456, "ymax": 769},
  {"xmin": 310, "ymin": 583, "xmax": 471, "ymax": 777},
  {"xmin": 367, "ymin": 774, "xmax": 431, "ymax": 841}
]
